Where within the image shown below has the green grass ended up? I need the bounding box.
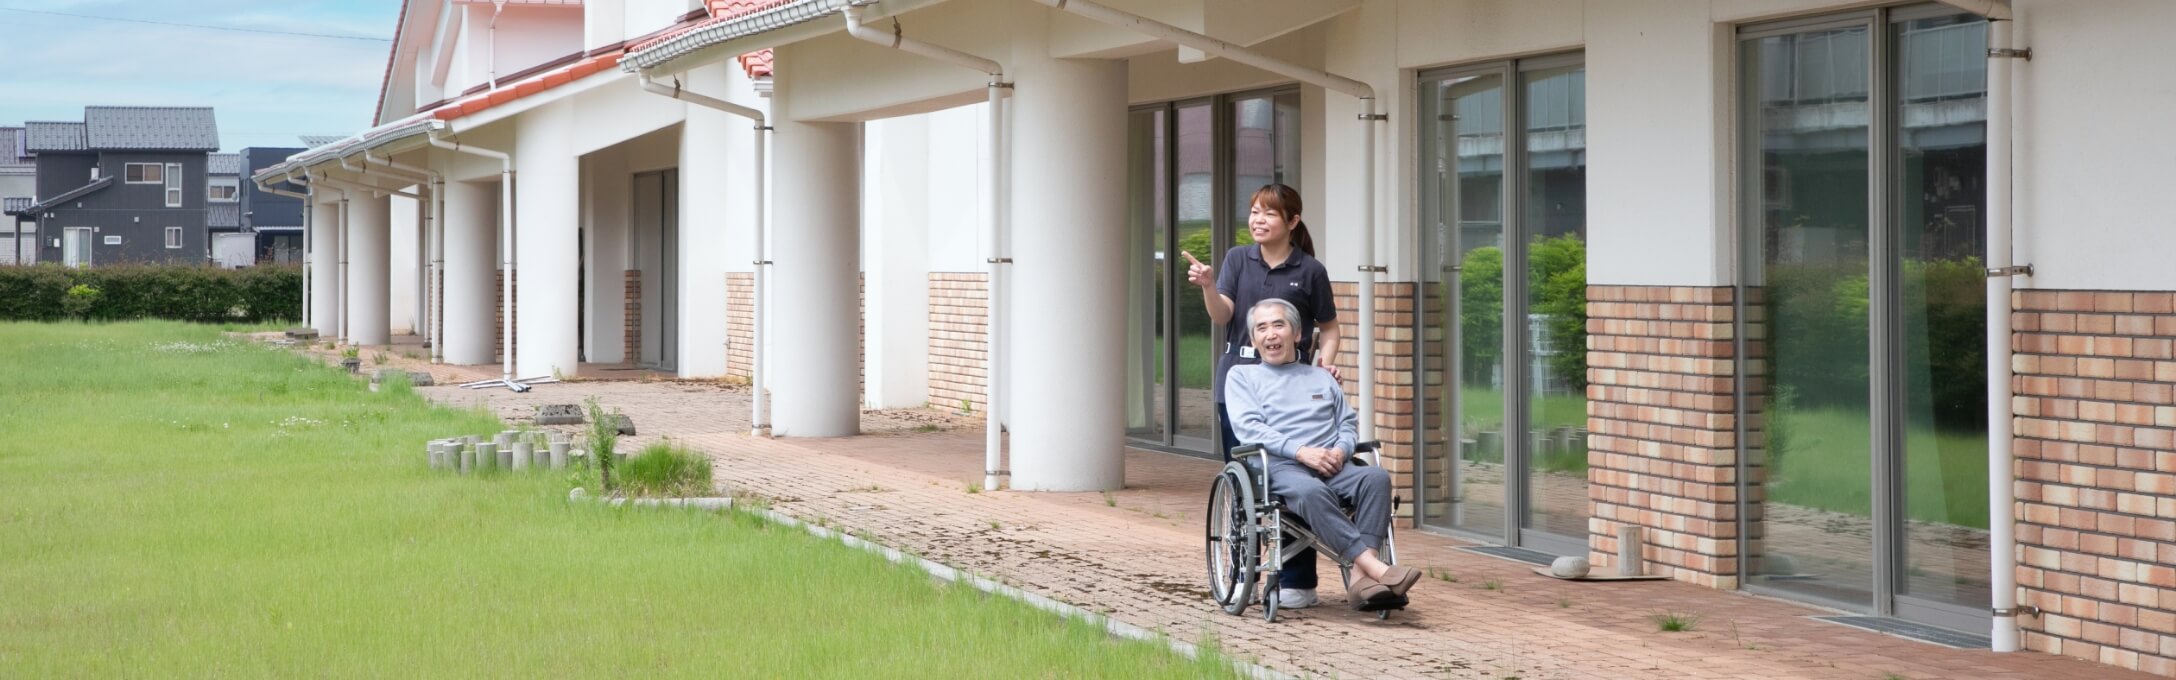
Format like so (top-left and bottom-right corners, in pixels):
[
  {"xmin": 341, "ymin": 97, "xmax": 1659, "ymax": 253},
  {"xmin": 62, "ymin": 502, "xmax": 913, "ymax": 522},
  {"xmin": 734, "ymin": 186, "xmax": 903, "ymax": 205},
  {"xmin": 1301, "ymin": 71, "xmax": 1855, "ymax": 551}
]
[
  {"xmin": 1455, "ymin": 386, "xmax": 1590, "ymax": 473},
  {"xmin": 615, "ymin": 440, "xmax": 715, "ymax": 498},
  {"xmin": 1767, "ymin": 406, "xmax": 1990, "ymax": 529},
  {"xmin": 0, "ymin": 321, "xmax": 1239, "ymax": 678}
]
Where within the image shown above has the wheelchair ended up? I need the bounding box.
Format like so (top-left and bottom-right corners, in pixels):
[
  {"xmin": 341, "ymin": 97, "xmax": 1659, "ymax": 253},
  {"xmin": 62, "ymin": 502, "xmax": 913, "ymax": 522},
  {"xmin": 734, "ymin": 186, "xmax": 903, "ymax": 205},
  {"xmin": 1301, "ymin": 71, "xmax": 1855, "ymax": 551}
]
[{"xmin": 1204, "ymin": 440, "xmax": 1405, "ymax": 622}]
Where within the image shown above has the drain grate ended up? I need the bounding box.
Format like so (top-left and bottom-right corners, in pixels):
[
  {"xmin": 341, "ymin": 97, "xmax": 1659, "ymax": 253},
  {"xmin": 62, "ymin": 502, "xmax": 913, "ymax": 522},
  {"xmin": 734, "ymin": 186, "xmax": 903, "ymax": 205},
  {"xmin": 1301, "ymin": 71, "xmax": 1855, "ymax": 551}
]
[
  {"xmin": 1457, "ymin": 545, "xmax": 1558, "ymax": 566},
  {"xmin": 1812, "ymin": 616, "xmax": 1991, "ymax": 649}
]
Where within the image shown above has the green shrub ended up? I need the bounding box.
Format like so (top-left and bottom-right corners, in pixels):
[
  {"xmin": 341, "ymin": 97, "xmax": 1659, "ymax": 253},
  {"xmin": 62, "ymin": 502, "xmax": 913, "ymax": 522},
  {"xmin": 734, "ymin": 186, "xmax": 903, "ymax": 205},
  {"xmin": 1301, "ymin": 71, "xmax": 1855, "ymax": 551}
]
[
  {"xmin": 1760, "ymin": 256, "xmax": 1986, "ymax": 429},
  {"xmin": 0, "ymin": 264, "xmax": 300, "ymax": 324},
  {"xmin": 616, "ymin": 440, "xmax": 714, "ymax": 497}
]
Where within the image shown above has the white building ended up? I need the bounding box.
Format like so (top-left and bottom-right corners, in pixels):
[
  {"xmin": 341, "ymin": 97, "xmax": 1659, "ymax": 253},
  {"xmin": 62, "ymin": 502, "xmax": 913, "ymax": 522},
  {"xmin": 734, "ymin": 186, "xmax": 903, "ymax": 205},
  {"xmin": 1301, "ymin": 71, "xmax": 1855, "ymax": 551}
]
[{"xmin": 258, "ymin": 0, "xmax": 2176, "ymax": 674}]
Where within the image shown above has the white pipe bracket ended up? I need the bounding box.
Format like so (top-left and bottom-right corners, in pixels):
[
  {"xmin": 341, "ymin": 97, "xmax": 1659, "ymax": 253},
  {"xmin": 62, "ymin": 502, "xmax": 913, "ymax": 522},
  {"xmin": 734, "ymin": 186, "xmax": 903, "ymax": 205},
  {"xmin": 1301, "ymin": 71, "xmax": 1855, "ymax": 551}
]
[{"xmin": 1985, "ymin": 265, "xmax": 2035, "ymax": 278}]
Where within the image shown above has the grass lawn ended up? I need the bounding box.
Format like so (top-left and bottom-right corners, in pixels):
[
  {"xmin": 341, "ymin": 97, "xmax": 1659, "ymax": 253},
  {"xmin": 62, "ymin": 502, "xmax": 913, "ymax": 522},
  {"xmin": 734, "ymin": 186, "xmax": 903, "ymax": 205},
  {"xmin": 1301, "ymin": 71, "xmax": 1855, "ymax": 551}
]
[
  {"xmin": 1452, "ymin": 386, "xmax": 1590, "ymax": 473},
  {"xmin": 0, "ymin": 321, "xmax": 1238, "ymax": 678}
]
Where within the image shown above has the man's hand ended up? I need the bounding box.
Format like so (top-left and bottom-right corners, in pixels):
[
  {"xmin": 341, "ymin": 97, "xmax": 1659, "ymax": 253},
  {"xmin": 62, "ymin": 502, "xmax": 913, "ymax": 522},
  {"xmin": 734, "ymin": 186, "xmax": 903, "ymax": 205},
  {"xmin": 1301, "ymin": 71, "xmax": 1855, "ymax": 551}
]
[
  {"xmin": 1314, "ymin": 355, "xmax": 1341, "ymax": 381},
  {"xmin": 1296, "ymin": 446, "xmax": 1344, "ymax": 477}
]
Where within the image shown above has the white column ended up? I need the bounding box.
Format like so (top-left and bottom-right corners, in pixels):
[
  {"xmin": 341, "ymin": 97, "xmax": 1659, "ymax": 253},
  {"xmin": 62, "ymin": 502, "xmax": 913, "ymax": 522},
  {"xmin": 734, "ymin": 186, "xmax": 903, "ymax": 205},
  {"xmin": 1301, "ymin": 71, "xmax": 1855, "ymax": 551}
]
[
  {"xmin": 388, "ymin": 193, "xmax": 420, "ymax": 334},
  {"xmin": 308, "ymin": 198, "xmax": 341, "ymax": 336},
  {"xmin": 514, "ymin": 100, "xmax": 581, "ymax": 378},
  {"xmin": 583, "ymin": 152, "xmax": 630, "ymax": 365},
  {"xmin": 678, "ymin": 102, "xmax": 736, "ymax": 378},
  {"xmin": 345, "ymin": 192, "xmax": 392, "ymax": 347},
  {"xmin": 768, "ymin": 57, "xmax": 861, "ymax": 437},
  {"xmin": 1007, "ymin": 50, "xmax": 1128, "ymax": 491},
  {"xmin": 862, "ymin": 116, "xmax": 932, "ymax": 409},
  {"xmin": 442, "ymin": 178, "xmax": 496, "ymax": 365}
]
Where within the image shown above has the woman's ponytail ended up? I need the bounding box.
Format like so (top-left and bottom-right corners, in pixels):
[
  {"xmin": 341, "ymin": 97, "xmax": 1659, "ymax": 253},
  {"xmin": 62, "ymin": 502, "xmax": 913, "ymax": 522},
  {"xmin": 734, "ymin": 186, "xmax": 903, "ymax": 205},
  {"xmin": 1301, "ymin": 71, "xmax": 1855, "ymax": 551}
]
[{"xmin": 1292, "ymin": 220, "xmax": 1316, "ymax": 258}]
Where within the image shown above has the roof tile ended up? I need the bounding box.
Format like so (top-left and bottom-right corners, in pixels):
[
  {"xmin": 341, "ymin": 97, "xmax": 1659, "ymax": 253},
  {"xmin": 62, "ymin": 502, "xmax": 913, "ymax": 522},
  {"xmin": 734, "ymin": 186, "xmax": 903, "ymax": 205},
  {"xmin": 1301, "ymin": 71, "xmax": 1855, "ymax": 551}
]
[
  {"xmin": 24, "ymin": 121, "xmax": 86, "ymax": 152},
  {"xmin": 83, "ymin": 106, "xmax": 219, "ymax": 151}
]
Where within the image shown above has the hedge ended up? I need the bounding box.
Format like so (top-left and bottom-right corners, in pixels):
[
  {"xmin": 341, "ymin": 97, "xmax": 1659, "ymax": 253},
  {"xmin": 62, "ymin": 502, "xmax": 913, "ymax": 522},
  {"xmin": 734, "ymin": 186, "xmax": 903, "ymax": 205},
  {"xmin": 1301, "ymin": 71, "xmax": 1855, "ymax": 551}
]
[{"xmin": 0, "ymin": 264, "xmax": 301, "ymax": 324}]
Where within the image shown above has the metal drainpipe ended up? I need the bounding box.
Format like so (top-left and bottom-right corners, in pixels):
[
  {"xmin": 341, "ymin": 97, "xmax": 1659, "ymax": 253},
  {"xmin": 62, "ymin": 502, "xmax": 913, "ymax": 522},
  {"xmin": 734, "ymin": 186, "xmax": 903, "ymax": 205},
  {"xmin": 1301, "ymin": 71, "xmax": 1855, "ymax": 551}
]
[
  {"xmin": 258, "ymin": 174, "xmax": 313, "ymax": 326},
  {"xmin": 425, "ymin": 129, "xmax": 517, "ymax": 385},
  {"xmin": 635, "ymin": 71, "xmax": 774, "ymax": 436},
  {"xmin": 841, "ymin": 3, "xmax": 1012, "ymax": 489},
  {"xmin": 1026, "ymin": 0, "xmax": 1384, "ymax": 442}
]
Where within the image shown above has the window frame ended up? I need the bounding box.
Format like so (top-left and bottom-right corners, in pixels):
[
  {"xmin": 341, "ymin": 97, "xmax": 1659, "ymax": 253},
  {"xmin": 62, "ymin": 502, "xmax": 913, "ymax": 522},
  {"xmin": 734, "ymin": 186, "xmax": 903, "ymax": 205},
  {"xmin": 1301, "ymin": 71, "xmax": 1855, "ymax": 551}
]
[
  {"xmin": 208, "ymin": 177, "xmax": 239, "ymax": 203},
  {"xmin": 124, "ymin": 162, "xmax": 163, "ymax": 184},
  {"xmin": 164, "ymin": 163, "xmax": 183, "ymax": 207},
  {"xmin": 164, "ymin": 226, "xmax": 183, "ymax": 249}
]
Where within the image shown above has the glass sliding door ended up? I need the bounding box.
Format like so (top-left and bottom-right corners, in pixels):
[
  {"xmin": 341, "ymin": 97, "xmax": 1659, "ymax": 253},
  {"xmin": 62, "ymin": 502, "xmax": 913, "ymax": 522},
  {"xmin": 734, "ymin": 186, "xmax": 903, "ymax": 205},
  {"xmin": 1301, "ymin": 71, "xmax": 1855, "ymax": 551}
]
[
  {"xmin": 1738, "ymin": 5, "xmax": 1988, "ymax": 632},
  {"xmin": 1416, "ymin": 54, "xmax": 1587, "ymax": 554},
  {"xmin": 1521, "ymin": 61, "xmax": 1590, "ymax": 544},
  {"xmin": 1891, "ymin": 10, "xmax": 1990, "ymax": 630},
  {"xmin": 1125, "ymin": 88, "xmax": 1303, "ymax": 457}
]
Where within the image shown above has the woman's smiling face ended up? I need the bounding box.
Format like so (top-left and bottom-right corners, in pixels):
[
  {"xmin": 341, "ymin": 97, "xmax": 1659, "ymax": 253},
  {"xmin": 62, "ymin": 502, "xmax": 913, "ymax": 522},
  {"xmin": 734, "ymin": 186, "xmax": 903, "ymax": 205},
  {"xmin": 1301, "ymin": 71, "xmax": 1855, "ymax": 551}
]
[{"xmin": 1248, "ymin": 198, "xmax": 1293, "ymax": 245}]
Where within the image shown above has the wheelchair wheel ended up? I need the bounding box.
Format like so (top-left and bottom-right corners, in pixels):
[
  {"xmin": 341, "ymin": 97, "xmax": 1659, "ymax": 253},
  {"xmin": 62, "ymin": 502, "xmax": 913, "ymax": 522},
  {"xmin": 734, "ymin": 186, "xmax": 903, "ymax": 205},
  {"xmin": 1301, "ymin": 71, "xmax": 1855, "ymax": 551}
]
[{"xmin": 1204, "ymin": 463, "xmax": 1260, "ymax": 616}]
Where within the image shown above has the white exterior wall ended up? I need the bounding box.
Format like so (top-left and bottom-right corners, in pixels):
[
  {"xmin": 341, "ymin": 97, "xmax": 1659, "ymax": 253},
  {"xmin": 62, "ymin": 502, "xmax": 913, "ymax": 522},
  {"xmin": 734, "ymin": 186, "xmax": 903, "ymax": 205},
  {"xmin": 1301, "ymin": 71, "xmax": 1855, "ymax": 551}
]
[
  {"xmin": 453, "ymin": 4, "xmax": 583, "ymax": 97},
  {"xmin": 2011, "ymin": 0, "xmax": 2176, "ymax": 292},
  {"xmin": 862, "ymin": 115, "xmax": 932, "ymax": 409},
  {"xmin": 389, "ymin": 193, "xmax": 420, "ymax": 334}
]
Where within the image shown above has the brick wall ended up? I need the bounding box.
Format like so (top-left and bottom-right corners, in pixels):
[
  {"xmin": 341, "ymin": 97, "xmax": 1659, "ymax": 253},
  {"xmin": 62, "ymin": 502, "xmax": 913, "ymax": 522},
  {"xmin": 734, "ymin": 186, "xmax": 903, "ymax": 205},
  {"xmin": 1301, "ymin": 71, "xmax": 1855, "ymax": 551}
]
[
  {"xmin": 1328, "ymin": 281, "xmax": 1419, "ymax": 525},
  {"xmin": 624, "ymin": 270, "xmax": 640, "ymax": 364},
  {"xmin": 493, "ymin": 270, "xmax": 515, "ymax": 363},
  {"xmin": 929, "ymin": 273, "xmax": 989, "ymax": 412},
  {"xmin": 1584, "ymin": 285, "xmax": 1740, "ymax": 589},
  {"xmin": 727, "ymin": 272, "xmax": 752, "ymax": 378},
  {"xmin": 2012, "ymin": 290, "xmax": 2176, "ymax": 675}
]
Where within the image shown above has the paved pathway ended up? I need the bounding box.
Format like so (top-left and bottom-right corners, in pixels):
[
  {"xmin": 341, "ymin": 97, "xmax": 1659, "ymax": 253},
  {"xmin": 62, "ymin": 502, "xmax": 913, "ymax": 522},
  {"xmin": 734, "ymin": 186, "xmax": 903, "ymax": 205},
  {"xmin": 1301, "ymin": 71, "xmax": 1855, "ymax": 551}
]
[{"xmin": 270, "ymin": 336, "xmax": 2144, "ymax": 679}]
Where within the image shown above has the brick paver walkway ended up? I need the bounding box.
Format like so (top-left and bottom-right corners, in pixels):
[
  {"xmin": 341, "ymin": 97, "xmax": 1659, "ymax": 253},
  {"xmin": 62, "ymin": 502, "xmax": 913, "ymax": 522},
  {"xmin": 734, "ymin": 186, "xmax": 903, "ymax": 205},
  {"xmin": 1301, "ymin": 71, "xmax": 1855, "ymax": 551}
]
[{"xmin": 268, "ymin": 336, "xmax": 2144, "ymax": 679}]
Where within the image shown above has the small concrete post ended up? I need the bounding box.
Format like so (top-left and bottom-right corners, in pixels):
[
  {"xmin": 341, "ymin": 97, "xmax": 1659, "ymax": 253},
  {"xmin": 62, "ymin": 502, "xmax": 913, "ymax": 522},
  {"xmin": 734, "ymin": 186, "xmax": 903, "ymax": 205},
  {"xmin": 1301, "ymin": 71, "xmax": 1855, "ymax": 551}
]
[
  {"xmin": 512, "ymin": 441, "xmax": 531, "ymax": 471},
  {"xmin": 458, "ymin": 441, "xmax": 474, "ymax": 474},
  {"xmin": 476, "ymin": 443, "xmax": 498, "ymax": 472},
  {"xmin": 549, "ymin": 439, "xmax": 569, "ymax": 469},
  {"xmin": 426, "ymin": 441, "xmax": 441, "ymax": 469},
  {"xmin": 1617, "ymin": 525, "xmax": 1644, "ymax": 577}
]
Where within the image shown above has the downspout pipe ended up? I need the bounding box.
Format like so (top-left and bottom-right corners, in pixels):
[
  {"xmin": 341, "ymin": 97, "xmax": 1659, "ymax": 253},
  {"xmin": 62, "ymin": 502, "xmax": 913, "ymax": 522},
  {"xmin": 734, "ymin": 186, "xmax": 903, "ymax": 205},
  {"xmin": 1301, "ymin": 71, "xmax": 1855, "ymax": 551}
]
[
  {"xmin": 261, "ymin": 174, "xmax": 313, "ymax": 330},
  {"xmin": 843, "ymin": 3, "xmax": 1011, "ymax": 491},
  {"xmin": 637, "ymin": 70, "xmax": 773, "ymax": 437},
  {"xmin": 426, "ymin": 128, "xmax": 518, "ymax": 384},
  {"xmin": 1978, "ymin": 4, "xmax": 2026, "ymax": 653},
  {"xmin": 1026, "ymin": 0, "xmax": 1383, "ymax": 441}
]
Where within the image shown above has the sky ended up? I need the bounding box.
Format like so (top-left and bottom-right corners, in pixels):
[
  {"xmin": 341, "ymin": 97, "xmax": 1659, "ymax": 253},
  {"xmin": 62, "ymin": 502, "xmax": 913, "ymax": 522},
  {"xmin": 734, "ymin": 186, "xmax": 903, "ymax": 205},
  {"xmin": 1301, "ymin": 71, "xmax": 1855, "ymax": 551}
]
[{"xmin": 0, "ymin": 0, "xmax": 404, "ymax": 152}]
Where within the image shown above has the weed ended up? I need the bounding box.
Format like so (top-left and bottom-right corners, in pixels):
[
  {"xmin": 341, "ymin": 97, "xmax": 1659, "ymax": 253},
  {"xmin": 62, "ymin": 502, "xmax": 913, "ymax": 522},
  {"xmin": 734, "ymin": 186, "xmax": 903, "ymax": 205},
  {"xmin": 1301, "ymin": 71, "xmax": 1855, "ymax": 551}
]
[
  {"xmin": 614, "ymin": 440, "xmax": 714, "ymax": 497},
  {"xmin": 966, "ymin": 481, "xmax": 982, "ymax": 494},
  {"xmin": 370, "ymin": 351, "xmax": 387, "ymax": 365},
  {"xmin": 1650, "ymin": 610, "xmax": 1701, "ymax": 632},
  {"xmin": 583, "ymin": 397, "xmax": 621, "ymax": 489},
  {"xmin": 988, "ymin": 520, "xmax": 1002, "ymax": 531},
  {"xmin": 1102, "ymin": 491, "xmax": 1116, "ymax": 507},
  {"xmin": 1479, "ymin": 578, "xmax": 1503, "ymax": 592},
  {"xmin": 1555, "ymin": 596, "xmax": 1573, "ymax": 609},
  {"xmin": 959, "ymin": 398, "xmax": 973, "ymax": 415},
  {"xmin": 912, "ymin": 423, "xmax": 942, "ymax": 433},
  {"xmin": 1429, "ymin": 567, "xmax": 1459, "ymax": 583},
  {"xmin": 341, "ymin": 346, "xmax": 359, "ymax": 359}
]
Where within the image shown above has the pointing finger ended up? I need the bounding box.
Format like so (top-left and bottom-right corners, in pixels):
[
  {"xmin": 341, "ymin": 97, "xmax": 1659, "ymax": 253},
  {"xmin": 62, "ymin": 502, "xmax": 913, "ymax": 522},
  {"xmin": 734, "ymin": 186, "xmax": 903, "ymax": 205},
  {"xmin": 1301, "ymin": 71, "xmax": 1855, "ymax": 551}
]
[{"xmin": 1181, "ymin": 250, "xmax": 1204, "ymax": 267}]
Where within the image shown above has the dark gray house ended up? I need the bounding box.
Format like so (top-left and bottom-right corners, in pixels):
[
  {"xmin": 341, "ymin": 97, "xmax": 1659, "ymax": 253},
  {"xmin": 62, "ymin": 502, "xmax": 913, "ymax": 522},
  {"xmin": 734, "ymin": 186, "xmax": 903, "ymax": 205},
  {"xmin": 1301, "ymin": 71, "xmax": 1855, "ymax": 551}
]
[
  {"xmin": 5, "ymin": 107, "xmax": 219, "ymax": 267},
  {"xmin": 240, "ymin": 146, "xmax": 306, "ymax": 265}
]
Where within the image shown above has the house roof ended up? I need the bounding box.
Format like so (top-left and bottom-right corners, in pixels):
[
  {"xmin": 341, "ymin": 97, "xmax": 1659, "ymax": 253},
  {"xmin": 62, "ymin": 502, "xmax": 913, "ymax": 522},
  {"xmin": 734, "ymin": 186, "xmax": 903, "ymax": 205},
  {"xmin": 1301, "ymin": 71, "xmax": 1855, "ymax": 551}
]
[
  {"xmin": 25, "ymin": 121, "xmax": 86, "ymax": 152},
  {"xmin": 627, "ymin": 0, "xmax": 814, "ymax": 76},
  {"xmin": 208, "ymin": 153, "xmax": 243, "ymax": 175},
  {"xmin": 22, "ymin": 176, "xmax": 114, "ymax": 213},
  {"xmin": 208, "ymin": 203, "xmax": 240, "ymax": 228},
  {"xmin": 299, "ymin": 135, "xmax": 345, "ymax": 147},
  {"xmin": 0, "ymin": 127, "xmax": 30, "ymax": 165},
  {"xmin": 83, "ymin": 106, "xmax": 219, "ymax": 151}
]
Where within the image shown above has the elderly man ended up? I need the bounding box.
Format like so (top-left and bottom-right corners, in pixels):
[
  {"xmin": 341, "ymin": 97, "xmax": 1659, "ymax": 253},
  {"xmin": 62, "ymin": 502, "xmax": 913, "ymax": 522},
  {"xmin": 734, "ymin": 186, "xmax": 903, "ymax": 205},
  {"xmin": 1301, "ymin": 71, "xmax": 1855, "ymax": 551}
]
[{"xmin": 1225, "ymin": 298, "xmax": 1420, "ymax": 608}]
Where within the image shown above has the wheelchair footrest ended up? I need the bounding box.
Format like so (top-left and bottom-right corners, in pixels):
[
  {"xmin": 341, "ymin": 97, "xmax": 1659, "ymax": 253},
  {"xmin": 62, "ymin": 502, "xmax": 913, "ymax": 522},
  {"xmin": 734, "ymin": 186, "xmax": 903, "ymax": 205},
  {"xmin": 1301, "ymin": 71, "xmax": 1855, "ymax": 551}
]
[{"xmin": 1354, "ymin": 594, "xmax": 1409, "ymax": 613}]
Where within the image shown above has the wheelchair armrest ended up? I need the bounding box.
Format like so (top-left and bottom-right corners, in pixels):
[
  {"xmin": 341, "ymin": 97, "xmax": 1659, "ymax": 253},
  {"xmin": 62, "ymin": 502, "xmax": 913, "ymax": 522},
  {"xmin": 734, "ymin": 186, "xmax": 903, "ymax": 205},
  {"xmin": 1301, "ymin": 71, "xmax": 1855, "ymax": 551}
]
[
  {"xmin": 1229, "ymin": 443, "xmax": 1265, "ymax": 457},
  {"xmin": 1349, "ymin": 440, "xmax": 1383, "ymax": 466}
]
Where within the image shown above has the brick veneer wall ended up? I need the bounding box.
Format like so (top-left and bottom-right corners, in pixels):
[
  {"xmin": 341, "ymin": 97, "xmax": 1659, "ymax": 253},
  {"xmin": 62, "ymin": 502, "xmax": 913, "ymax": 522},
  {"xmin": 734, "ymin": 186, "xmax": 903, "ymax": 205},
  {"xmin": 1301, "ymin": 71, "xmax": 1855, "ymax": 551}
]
[
  {"xmin": 929, "ymin": 273, "xmax": 989, "ymax": 412},
  {"xmin": 2012, "ymin": 290, "xmax": 2176, "ymax": 675},
  {"xmin": 624, "ymin": 270, "xmax": 641, "ymax": 364},
  {"xmin": 727, "ymin": 272, "xmax": 753, "ymax": 378},
  {"xmin": 493, "ymin": 271, "xmax": 515, "ymax": 363},
  {"xmin": 1328, "ymin": 281, "xmax": 1419, "ymax": 526},
  {"xmin": 1584, "ymin": 285, "xmax": 1741, "ymax": 589}
]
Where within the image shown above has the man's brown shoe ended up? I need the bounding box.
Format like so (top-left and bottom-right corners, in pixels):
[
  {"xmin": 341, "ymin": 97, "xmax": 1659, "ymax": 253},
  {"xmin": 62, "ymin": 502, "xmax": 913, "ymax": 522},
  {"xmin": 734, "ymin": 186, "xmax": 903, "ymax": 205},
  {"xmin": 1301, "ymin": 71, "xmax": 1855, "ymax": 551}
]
[
  {"xmin": 1345, "ymin": 574, "xmax": 1394, "ymax": 609},
  {"xmin": 1378, "ymin": 565, "xmax": 1422, "ymax": 597}
]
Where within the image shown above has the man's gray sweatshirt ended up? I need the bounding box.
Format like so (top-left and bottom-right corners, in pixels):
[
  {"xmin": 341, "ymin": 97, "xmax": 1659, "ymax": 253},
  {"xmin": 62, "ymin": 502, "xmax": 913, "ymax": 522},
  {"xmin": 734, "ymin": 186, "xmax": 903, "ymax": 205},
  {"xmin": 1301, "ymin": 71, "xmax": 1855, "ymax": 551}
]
[{"xmin": 1225, "ymin": 361, "xmax": 1357, "ymax": 460}]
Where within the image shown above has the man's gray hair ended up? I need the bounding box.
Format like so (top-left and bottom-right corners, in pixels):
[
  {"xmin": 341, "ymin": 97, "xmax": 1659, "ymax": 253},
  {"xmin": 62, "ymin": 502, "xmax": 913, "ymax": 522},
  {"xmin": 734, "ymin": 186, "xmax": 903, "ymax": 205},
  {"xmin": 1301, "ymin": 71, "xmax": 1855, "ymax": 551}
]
[{"xmin": 1248, "ymin": 298, "xmax": 1302, "ymax": 332}]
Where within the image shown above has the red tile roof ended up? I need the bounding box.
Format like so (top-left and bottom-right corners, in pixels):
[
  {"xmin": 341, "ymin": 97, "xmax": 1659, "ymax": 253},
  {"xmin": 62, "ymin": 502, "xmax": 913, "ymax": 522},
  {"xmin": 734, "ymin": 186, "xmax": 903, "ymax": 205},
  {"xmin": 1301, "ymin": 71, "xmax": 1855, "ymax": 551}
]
[
  {"xmin": 429, "ymin": 53, "xmax": 624, "ymax": 121},
  {"xmin": 631, "ymin": 0, "xmax": 792, "ymax": 78}
]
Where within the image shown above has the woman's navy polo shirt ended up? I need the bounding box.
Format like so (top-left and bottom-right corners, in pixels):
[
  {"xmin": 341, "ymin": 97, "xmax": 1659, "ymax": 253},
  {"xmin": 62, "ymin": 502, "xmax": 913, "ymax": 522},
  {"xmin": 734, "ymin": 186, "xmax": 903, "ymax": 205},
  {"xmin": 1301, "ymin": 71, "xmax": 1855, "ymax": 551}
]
[{"xmin": 1213, "ymin": 244, "xmax": 1337, "ymax": 402}]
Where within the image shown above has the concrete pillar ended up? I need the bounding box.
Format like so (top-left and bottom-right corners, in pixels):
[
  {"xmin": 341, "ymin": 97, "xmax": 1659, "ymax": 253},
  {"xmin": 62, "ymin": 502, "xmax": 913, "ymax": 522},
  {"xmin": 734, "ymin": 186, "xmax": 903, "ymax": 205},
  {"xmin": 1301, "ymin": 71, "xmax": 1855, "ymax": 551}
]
[
  {"xmin": 346, "ymin": 192, "xmax": 391, "ymax": 346},
  {"xmin": 514, "ymin": 100, "xmax": 581, "ymax": 378},
  {"xmin": 1006, "ymin": 43, "xmax": 1128, "ymax": 491},
  {"xmin": 862, "ymin": 116, "xmax": 932, "ymax": 410},
  {"xmin": 308, "ymin": 198, "xmax": 341, "ymax": 336},
  {"xmin": 678, "ymin": 100, "xmax": 735, "ymax": 378},
  {"xmin": 768, "ymin": 53, "xmax": 861, "ymax": 437},
  {"xmin": 442, "ymin": 178, "xmax": 496, "ymax": 365}
]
